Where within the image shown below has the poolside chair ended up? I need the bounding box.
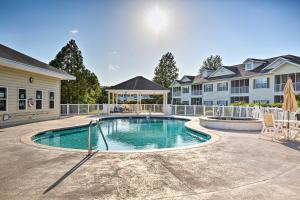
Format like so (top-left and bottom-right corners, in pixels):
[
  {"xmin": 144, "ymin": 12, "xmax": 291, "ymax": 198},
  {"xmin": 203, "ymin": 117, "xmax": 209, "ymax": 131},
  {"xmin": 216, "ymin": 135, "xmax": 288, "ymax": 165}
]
[{"xmin": 261, "ymin": 113, "xmax": 284, "ymax": 141}]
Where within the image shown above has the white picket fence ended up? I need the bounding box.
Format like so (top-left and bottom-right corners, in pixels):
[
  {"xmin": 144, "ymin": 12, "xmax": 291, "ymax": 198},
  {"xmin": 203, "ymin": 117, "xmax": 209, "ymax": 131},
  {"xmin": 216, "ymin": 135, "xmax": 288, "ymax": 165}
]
[{"xmin": 61, "ymin": 104, "xmax": 296, "ymax": 120}]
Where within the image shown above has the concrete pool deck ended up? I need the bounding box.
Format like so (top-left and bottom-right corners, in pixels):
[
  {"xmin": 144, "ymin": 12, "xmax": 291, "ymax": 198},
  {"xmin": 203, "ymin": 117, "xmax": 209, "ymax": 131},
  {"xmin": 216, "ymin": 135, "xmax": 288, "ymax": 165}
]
[{"xmin": 0, "ymin": 115, "xmax": 299, "ymax": 199}]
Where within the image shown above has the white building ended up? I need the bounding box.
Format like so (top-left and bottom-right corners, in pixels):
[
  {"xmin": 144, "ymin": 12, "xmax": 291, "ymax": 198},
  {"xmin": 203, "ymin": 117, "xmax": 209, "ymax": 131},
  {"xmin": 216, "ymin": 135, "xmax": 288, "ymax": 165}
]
[{"xmin": 171, "ymin": 55, "xmax": 300, "ymax": 105}]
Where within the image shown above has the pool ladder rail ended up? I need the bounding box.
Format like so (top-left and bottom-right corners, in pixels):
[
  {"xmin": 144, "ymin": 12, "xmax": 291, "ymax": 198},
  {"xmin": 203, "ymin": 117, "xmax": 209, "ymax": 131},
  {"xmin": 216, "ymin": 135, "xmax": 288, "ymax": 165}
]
[{"xmin": 88, "ymin": 119, "xmax": 109, "ymax": 154}]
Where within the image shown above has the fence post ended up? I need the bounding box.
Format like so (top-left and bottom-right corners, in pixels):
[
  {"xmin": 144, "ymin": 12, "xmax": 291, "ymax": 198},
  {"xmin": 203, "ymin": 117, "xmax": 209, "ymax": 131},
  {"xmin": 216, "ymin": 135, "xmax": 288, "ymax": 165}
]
[
  {"xmin": 203, "ymin": 105, "xmax": 206, "ymax": 116},
  {"xmin": 78, "ymin": 104, "xmax": 80, "ymax": 115},
  {"xmin": 212, "ymin": 105, "xmax": 215, "ymax": 116},
  {"xmin": 231, "ymin": 106, "xmax": 234, "ymax": 117},
  {"xmin": 184, "ymin": 104, "xmax": 187, "ymax": 115},
  {"xmin": 153, "ymin": 104, "xmax": 156, "ymax": 113},
  {"xmin": 67, "ymin": 104, "xmax": 69, "ymax": 116},
  {"xmin": 194, "ymin": 104, "xmax": 196, "ymax": 116},
  {"xmin": 88, "ymin": 104, "xmax": 90, "ymax": 114},
  {"xmin": 239, "ymin": 106, "xmax": 242, "ymax": 118}
]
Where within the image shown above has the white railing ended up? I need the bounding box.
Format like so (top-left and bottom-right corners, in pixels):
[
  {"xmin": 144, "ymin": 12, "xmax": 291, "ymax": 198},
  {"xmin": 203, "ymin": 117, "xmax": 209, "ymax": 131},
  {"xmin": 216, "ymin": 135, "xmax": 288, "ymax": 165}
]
[
  {"xmin": 191, "ymin": 90, "xmax": 202, "ymax": 96},
  {"xmin": 275, "ymin": 83, "xmax": 300, "ymax": 92},
  {"xmin": 60, "ymin": 104, "xmax": 164, "ymax": 116},
  {"xmin": 170, "ymin": 105, "xmax": 296, "ymax": 120},
  {"xmin": 231, "ymin": 86, "xmax": 249, "ymax": 94},
  {"xmin": 172, "ymin": 92, "xmax": 181, "ymax": 97}
]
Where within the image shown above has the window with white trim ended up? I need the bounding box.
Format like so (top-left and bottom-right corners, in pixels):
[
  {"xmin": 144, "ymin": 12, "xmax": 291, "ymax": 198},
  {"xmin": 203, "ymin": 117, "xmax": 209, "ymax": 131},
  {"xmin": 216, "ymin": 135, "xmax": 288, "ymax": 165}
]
[
  {"xmin": 18, "ymin": 88, "xmax": 26, "ymax": 110},
  {"xmin": 0, "ymin": 87, "xmax": 7, "ymax": 111},
  {"xmin": 204, "ymin": 84, "xmax": 213, "ymax": 92},
  {"xmin": 182, "ymin": 87, "xmax": 189, "ymax": 93},
  {"xmin": 36, "ymin": 90, "xmax": 42, "ymax": 110},
  {"xmin": 217, "ymin": 100, "xmax": 228, "ymax": 106},
  {"xmin": 49, "ymin": 92, "xmax": 55, "ymax": 109},
  {"xmin": 253, "ymin": 78, "xmax": 269, "ymax": 89},
  {"xmin": 245, "ymin": 63, "xmax": 253, "ymax": 71},
  {"xmin": 217, "ymin": 82, "xmax": 228, "ymax": 91}
]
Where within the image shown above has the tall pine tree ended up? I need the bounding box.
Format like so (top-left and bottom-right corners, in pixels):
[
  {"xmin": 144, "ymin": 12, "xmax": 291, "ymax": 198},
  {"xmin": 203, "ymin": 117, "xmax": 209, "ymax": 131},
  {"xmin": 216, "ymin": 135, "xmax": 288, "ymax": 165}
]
[
  {"xmin": 153, "ymin": 52, "xmax": 179, "ymax": 88},
  {"xmin": 49, "ymin": 40, "xmax": 102, "ymax": 104}
]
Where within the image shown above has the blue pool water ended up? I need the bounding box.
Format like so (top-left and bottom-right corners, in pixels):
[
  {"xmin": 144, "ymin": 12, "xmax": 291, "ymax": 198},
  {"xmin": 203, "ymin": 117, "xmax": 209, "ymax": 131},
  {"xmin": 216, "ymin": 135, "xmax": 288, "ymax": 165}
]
[{"xmin": 32, "ymin": 117, "xmax": 210, "ymax": 151}]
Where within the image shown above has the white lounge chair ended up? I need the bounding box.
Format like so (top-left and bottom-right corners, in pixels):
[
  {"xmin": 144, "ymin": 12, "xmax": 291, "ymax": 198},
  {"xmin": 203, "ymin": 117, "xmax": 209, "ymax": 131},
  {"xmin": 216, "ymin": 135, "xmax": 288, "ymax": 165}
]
[{"xmin": 261, "ymin": 113, "xmax": 284, "ymax": 141}]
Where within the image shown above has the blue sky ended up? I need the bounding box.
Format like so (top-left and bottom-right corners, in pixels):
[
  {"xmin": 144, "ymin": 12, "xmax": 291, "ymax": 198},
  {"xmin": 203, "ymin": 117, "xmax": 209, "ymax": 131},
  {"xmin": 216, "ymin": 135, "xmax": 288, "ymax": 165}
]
[{"xmin": 1, "ymin": 0, "xmax": 300, "ymax": 85}]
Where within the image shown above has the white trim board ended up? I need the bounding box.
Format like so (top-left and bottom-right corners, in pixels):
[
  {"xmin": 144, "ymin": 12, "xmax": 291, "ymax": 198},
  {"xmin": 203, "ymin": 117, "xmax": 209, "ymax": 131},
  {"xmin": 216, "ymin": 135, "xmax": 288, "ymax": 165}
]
[{"xmin": 0, "ymin": 57, "xmax": 76, "ymax": 80}]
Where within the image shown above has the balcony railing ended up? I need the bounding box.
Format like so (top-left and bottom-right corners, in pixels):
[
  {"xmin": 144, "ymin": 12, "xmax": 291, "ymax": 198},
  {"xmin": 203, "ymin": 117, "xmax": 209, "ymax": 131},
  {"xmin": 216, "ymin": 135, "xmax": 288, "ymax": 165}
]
[
  {"xmin": 231, "ymin": 86, "xmax": 249, "ymax": 94},
  {"xmin": 191, "ymin": 90, "xmax": 202, "ymax": 96},
  {"xmin": 275, "ymin": 82, "xmax": 300, "ymax": 92},
  {"xmin": 172, "ymin": 92, "xmax": 181, "ymax": 97}
]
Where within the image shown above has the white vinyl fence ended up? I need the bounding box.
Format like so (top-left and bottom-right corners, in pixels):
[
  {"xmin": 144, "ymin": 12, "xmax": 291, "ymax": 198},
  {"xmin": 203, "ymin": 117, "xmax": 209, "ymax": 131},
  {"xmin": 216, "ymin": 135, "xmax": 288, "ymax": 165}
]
[
  {"xmin": 170, "ymin": 105, "xmax": 295, "ymax": 120},
  {"xmin": 60, "ymin": 104, "xmax": 164, "ymax": 116},
  {"xmin": 61, "ymin": 104, "xmax": 296, "ymax": 120}
]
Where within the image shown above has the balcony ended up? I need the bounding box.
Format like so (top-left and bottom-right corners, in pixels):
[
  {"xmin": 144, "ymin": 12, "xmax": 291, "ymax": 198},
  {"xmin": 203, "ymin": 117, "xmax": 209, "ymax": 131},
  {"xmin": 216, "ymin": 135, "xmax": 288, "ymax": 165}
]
[
  {"xmin": 231, "ymin": 86, "xmax": 249, "ymax": 94},
  {"xmin": 172, "ymin": 92, "xmax": 181, "ymax": 97},
  {"xmin": 275, "ymin": 82, "xmax": 300, "ymax": 92},
  {"xmin": 191, "ymin": 90, "xmax": 202, "ymax": 96}
]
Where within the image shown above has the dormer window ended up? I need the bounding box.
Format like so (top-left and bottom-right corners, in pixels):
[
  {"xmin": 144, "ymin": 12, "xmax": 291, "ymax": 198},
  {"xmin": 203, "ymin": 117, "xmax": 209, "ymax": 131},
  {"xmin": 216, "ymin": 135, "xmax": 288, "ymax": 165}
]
[{"xmin": 245, "ymin": 62, "xmax": 253, "ymax": 71}]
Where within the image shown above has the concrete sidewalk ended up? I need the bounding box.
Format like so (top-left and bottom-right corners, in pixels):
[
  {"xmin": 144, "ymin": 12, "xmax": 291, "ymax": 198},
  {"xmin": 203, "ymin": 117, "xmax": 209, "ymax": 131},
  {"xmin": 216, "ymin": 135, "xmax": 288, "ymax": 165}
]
[{"xmin": 0, "ymin": 116, "xmax": 299, "ymax": 200}]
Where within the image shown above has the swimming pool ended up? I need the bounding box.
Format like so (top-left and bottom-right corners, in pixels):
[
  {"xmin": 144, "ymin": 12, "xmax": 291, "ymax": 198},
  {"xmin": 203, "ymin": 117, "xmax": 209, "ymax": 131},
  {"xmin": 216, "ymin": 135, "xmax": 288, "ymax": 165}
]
[{"xmin": 32, "ymin": 117, "xmax": 210, "ymax": 151}]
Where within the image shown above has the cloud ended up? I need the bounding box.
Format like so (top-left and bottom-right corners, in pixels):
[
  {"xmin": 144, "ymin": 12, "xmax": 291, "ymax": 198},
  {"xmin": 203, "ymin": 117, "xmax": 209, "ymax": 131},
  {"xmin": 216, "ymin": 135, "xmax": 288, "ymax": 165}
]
[
  {"xmin": 69, "ymin": 29, "xmax": 79, "ymax": 34},
  {"xmin": 108, "ymin": 64, "xmax": 120, "ymax": 71},
  {"xmin": 108, "ymin": 50, "xmax": 120, "ymax": 57}
]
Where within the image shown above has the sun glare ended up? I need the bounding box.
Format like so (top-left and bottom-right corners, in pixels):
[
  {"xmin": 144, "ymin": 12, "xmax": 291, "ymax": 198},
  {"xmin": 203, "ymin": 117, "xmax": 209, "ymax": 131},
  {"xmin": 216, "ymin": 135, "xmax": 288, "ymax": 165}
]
[{"xmin": 145, "ymin": 6, "xmax": 168, "ymax": 34}]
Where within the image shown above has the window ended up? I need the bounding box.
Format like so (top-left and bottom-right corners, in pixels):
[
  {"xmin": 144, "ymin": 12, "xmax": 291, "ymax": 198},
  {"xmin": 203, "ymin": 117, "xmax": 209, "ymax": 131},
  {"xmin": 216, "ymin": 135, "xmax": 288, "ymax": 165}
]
[
  {"xmin": 274, "ymin": 95, "xmax": 284, "ymax": 103},
  {"xmin": 217, "ymin": 82, "xmax": 228, "ymax": 91},
  {"xmin": 182, "ymin": 101, "xmax": 189, "ymax": 105},
  {"xmin": 18, "ymin": 89, "xmax": 26, "ymax": 110},
  {"xmin": 36, "ymin": 90, "xmax": 42, "ymax": 110},
  {"xmin": 204, "ymin": 101, "xmax": 213, "ymax": 106},
  {"xmin": 49, "ymin": 92, "xmax": 55, "ymax": 109},
  {"xmin": 191, "ymin": 98, "xmax": 202, "ymax": 105},
  {"xmin": 172, "ymin": 87, "xmax": 181, "ymax": 96},
  {"xmin": 253, "ymin": 78, "xmax": 269, "ymax": 89},
  {"xmin": 230, "ymin": 96, "xmax": 249, "ymax": 104},
  {"xmin": 245, "ymin": 63, "xmax": 253, "ymax": 71},
  {"xmin": 204, "ymin": 84, "xmax": 213, "ymax": 92},
  {"xmin": 172, "ymin": 98, "xmax": 181, "ymax": 105},
  {"xmin": 0, "ymin": 87, "xmax": 7, "ymax": 111},
  {"xmin": 182, "ymin": 87, "xmax": 189, "ymax": 94},
  {"xmin": 217, "ymin": 100, "xmax": 228, "ymax": 106}
]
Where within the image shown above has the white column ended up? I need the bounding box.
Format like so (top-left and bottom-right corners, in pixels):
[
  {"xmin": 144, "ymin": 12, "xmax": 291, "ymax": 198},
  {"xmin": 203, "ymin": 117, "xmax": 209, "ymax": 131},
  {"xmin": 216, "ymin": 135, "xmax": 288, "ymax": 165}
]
[
  {"xmin": 116, "ymin": 94, "xmax": 118, "ymax": 105},
  {"xmin": 163, "ymin": 93, "xmax": 167, "ymax": 114},
  {"xmin": 108, "ymin": 92, "xmax": 110, "ymax": 114}
]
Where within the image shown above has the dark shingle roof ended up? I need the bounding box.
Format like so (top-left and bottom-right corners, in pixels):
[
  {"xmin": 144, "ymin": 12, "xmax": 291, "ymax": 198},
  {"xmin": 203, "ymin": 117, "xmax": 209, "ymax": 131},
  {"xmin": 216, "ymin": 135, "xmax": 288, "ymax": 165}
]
[
  {"xmin": 0, "ymin": 44, "xmax": 70, "ymax": 76},
  {"xmin": 110, "ymin": 76, "xmax": 169, "ymax": 90}
]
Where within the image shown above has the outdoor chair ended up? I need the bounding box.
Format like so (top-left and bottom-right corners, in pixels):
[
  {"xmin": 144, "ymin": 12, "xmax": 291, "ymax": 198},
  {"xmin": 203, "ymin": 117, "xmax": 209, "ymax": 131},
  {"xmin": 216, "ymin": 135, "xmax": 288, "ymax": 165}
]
[{"xmin": 261, "ymin": 113, "xmax": 284, "ymax": 141}]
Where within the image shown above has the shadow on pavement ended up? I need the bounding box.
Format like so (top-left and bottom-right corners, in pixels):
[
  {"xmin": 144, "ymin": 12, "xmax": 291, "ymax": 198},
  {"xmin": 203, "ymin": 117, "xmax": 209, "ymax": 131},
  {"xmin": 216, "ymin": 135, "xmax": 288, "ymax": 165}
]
[{"xmin": 43, "ymin": 151, "xmax": 98, "ymax": 194}]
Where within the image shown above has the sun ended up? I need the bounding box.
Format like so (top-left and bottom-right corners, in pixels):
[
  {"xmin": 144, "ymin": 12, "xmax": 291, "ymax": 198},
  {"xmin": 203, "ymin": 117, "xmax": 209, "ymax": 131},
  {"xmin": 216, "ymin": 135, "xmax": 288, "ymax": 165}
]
[{"xmin": 145, "ymin": 6, "xmax": 168, "ymax": 34}]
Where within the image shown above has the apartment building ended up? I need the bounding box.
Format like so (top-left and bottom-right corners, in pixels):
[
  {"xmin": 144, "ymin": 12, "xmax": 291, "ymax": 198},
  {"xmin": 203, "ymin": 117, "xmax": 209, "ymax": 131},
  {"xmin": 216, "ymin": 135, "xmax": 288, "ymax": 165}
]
[{"xmin": 171, "ymin": 55, "xmax": 300, "ymax": 105}]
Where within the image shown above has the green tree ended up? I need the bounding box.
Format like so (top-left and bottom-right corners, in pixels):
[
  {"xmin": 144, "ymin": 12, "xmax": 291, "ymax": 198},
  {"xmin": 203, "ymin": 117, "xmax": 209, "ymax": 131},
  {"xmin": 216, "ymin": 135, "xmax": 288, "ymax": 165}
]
[
  {"xmin": 153, "ymin": 52, "xmax": 179, "ymax": 88},
  {"xmin": 199, "ymin": 55, "xmax": 223, "ymax": 73},
  {"xmin": 49, "ymin": 40, "xmax": 102, "ymax": 104}
]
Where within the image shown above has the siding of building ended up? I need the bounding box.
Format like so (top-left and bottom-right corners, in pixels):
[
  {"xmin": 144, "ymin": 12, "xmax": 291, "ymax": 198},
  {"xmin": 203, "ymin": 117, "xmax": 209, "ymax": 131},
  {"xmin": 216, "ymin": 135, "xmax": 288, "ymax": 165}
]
[
  {"xmin": 0, "ymin": 65, "xmax": 61, "ymax": 127},
  {"xmin": 171, "ymin": 62, "xmax": 300, "ymax": 105}
]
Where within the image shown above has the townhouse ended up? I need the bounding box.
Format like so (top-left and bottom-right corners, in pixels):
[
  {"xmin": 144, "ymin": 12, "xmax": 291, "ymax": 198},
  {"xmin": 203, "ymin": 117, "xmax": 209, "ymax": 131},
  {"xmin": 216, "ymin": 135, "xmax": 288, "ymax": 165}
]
[{"xmin": 171, "ymin": 55, "xmax": 300, "ymax": 105}]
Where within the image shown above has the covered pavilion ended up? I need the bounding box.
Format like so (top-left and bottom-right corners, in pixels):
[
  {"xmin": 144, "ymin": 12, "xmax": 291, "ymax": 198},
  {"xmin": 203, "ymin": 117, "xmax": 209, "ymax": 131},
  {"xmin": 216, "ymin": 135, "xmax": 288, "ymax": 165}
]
[{"xmin": 106, "ymin": 76, "xmax": 170, "ymax": 114}]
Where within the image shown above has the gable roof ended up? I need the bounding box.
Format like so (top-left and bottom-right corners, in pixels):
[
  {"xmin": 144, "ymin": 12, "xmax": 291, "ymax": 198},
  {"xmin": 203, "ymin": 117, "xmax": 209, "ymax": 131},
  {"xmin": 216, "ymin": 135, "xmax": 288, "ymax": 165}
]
[
  {"xmin": 109, "ymin": 76, "xmax": 169, "ymax": 91},
  {"xmin": 175, "ymin": 75, "xmax": 195, "ymax": 84},
  {"xmin": 0, "ymin": 44, "xmax": 75, "ymax": 80}
]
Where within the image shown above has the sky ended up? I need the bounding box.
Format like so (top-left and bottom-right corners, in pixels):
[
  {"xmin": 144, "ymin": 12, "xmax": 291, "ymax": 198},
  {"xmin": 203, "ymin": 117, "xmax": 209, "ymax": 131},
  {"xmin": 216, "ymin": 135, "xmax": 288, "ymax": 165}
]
[{"xmin": 1, "ymin": 0, "xmax": 300, "ymax": 86}]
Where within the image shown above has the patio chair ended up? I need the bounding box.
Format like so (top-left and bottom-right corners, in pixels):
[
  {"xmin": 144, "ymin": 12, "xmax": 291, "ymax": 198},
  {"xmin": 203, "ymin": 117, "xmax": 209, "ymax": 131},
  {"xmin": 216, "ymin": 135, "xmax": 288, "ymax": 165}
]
[{"xmin": 261, "ymin": 113, "xmax": 284, "ymax": 141}]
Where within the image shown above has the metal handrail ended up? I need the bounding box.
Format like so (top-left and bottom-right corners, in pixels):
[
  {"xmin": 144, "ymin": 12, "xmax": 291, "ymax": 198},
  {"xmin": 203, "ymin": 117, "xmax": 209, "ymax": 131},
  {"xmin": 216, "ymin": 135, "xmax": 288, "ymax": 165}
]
[
  {"xmin": 96, "ymin": 120, "xmax": 109, "ymax": 151},
  {"xmin": 88, "ymin": 119, "xmax": 109, "ymax": 154}
]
